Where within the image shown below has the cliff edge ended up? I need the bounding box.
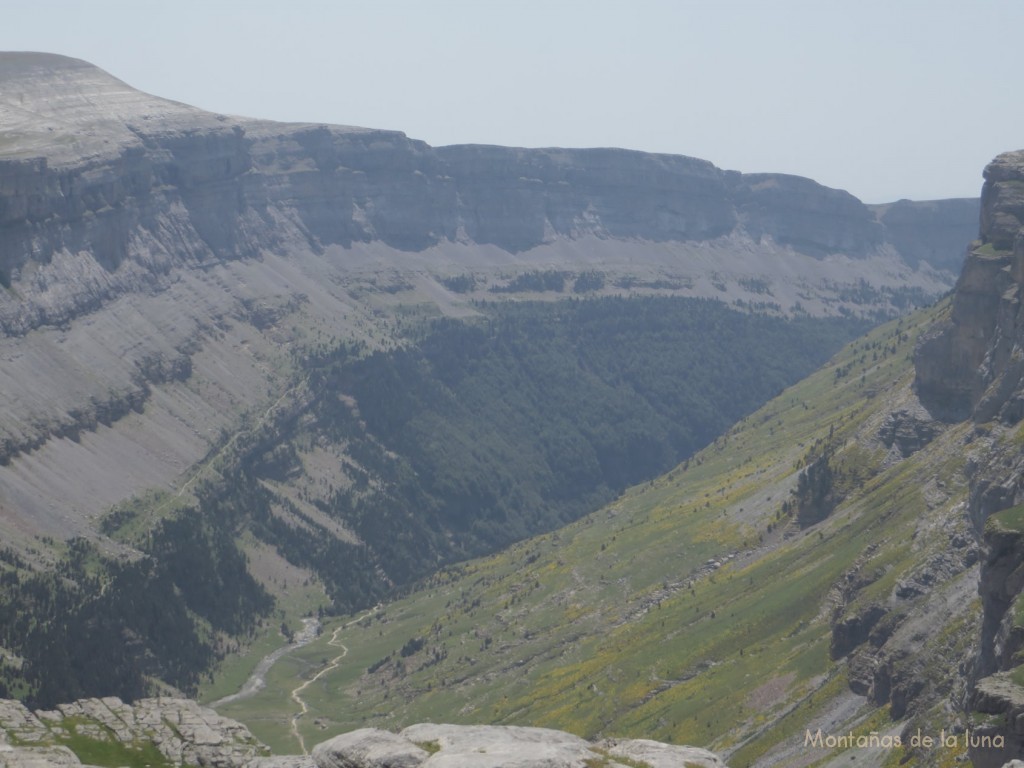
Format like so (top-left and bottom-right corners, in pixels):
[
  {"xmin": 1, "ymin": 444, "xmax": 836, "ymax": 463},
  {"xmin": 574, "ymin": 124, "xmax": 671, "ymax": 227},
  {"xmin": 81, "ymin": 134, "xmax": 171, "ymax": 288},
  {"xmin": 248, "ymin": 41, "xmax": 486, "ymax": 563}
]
[{"xmin": 915, "ymin": 150, "xmax": 1024, "ymax": 421}]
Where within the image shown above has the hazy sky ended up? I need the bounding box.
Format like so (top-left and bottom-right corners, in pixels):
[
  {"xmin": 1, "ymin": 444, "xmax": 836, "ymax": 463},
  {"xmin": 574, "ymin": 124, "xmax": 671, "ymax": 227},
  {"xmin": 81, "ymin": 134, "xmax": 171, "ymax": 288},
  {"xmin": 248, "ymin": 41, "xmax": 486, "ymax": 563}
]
[{"xmin": 3, "ymin": 0, "xmax": 1022, "ymax": 203}]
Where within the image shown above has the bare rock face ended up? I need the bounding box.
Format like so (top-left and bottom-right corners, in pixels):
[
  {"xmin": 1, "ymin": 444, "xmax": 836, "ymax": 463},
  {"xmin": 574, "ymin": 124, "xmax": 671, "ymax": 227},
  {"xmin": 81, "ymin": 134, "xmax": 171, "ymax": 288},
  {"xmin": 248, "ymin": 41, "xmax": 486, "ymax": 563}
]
[
  {"xmin": 598, "ymin": 737, "xmax": 728, "ymax": 768},
  {"xmin": 878, "ymin": 407, "xmax": 939, "ymax": 458},
  {"xmin": 0, "ymin": 52, "xmax": 977, "ymax": 545},
  {"xmin": 0, "ymin": 52, "xmax": 972, "ymax": 341},
  {"xmin": 870, "ymin": 197, "xmax": 979, "ymax": 273},
  {"xmin": 915, "ymin": 150, "xmax": 1024, "ymax": 421}
]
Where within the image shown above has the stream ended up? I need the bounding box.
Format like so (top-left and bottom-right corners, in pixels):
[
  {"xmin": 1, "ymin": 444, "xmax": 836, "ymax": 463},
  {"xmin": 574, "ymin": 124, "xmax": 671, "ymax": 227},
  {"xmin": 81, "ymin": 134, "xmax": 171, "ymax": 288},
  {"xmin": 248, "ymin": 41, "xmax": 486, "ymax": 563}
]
[{"xmin": 208, "ymin": 617, "xmax": 321, "ymax": 709}]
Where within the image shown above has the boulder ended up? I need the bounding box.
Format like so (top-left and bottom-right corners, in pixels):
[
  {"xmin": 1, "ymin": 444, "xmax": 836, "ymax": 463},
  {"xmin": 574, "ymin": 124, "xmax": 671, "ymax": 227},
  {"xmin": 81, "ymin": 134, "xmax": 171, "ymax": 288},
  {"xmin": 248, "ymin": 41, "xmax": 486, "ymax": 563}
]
[
  {"xmin": 312, "ymin": 728, "xmax": 429, "ymax": 768},
  {"xmin": 0, "ymin": 746, "xmax": 81, "ymax": 768},
  {"xmin": 599, "ymin": 737, "xmax": 727, "ymax": 767}
]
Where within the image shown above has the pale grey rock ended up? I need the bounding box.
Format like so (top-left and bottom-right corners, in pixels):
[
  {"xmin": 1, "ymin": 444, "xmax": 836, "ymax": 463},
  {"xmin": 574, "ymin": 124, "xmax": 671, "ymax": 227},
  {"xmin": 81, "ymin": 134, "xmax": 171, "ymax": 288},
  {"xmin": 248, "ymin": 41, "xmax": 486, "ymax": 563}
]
[
  {"xmin": 395, "ymin": 723, "xmax": 687, "ymax": 767},
  {"xmin": 246, "ymin": 757, "xmax": 316, "ymax": 768},
  {"xmin": 303, "ymin": 724, "xmax": 729, "ymax": 765},
  {"xmin": 600, "ymin": 737, "xmax": 728, "ymax": 768},
  {"xmin": 402, "ymin": 722, "xmax": 590, "ymax": 767},
  {"xmin": 0, "ymin": 701, "xmax": 46, "ymax": 743},
  {"xmin": 312, "ymin": 727, "xmax": 428, "ymax": 768},
  {"xmin": 0, "ymin": 697, "xmax": 266, "ymax": 768},
  {"xmin": 0, "ymin": 52, "xmax": 969, "ymax": 554},
  {"xmin": 137, "ymin": 698, "xmax": 265, "ymax": 767},
  {"xmin": 0, "ymin": 746, "xmax": 80, "ymax": 768}
]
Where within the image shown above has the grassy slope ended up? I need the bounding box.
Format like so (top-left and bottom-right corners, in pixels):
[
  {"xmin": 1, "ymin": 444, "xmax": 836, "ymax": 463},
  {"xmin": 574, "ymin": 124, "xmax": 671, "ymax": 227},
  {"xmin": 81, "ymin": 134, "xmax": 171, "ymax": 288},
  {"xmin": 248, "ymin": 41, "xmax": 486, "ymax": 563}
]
[{"xmin": 216, "ymin": 299, "xmax": 982, "ymax": 766}]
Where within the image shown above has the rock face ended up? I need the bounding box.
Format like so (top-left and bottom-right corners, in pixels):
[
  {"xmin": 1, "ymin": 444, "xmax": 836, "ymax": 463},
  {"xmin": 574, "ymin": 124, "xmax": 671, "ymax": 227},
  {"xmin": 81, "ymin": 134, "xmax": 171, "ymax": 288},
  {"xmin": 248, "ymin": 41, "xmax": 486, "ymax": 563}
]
[
  {"xmin": 0, "ymin": 53, "xmax": 975, "ymax": 303},
  {"xmin": 908, "ymin": 148, "xmax": 1024, "ymax": 767},
  {"xmin": 0, "ymin": 696, "xmax": 267, "ymax": 767},
  {"xmin": 870, "ymin": 197, "xmax": 979, "ymax": 273},
  {"xmin": 915, "ymin": 150, "xmax": 1024, "ymax": 421},
  {"xmin": 0, "ymin": 51, "xmax": 978, "ymax": 545},
  {"xmin": 0, "ymin": 699, "xmax": 727, "ymax": 768},
  {"xmin": 968, "ymin": 507, "xmax": 1024, "ymax": 768},
  {"xmin": 0, "ymin": 52, "xmax": 970, "ymax": 334}
]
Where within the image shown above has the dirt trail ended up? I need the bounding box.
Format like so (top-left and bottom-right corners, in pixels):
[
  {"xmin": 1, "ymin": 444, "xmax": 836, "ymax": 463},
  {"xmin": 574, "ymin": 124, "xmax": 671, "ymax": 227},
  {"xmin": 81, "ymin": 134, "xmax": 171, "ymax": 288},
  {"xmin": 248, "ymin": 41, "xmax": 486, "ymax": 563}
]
[{"xmin": 289, "ymin": 609, "xmax": 375, "ymax": 754}]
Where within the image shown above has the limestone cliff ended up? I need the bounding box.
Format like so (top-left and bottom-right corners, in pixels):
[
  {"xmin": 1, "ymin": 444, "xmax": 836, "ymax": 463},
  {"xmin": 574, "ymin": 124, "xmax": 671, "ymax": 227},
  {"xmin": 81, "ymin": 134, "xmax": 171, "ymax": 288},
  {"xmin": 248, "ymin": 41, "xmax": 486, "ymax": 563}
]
[
  {"xmin": 915, "ymin": 151, "xmax": 1024, "ymax": 421},
  {"xmin": 909, "ymin": 148, "xmax": 1024, "ymax": 766},
  {"xmin": 870, "ymin": 198, "xmax": 979, "ymax": 273},
  {"xmin": 0, "ymin": 52, "xmax": 970, "ymax": 339},
  {"xmin": 0, "ymin": 52, "xmax": 976, "ymax": 545}
]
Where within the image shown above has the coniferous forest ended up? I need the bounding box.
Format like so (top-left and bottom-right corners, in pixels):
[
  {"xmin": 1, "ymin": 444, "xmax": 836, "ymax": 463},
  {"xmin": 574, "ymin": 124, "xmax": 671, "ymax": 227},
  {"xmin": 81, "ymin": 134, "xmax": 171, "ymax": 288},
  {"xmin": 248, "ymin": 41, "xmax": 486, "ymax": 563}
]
[{"xmin": 0, "ymin": 297, "xmax": 871, "ymax": 705}]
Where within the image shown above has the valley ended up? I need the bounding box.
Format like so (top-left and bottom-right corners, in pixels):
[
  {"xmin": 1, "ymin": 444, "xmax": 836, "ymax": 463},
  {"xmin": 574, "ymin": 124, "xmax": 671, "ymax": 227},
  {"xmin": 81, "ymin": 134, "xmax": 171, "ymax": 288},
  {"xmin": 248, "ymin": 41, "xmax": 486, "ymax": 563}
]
[
  {"xmin": 1, "ymin": 50, "xmax": 1019, "ymax": 768},
  {"xmin": 201, "ymin": 148, "xmax": 1024, "ymax": 768},
  {"xmin": 210, "ymin": 303, "xmax": 971, "ymax": 767}
]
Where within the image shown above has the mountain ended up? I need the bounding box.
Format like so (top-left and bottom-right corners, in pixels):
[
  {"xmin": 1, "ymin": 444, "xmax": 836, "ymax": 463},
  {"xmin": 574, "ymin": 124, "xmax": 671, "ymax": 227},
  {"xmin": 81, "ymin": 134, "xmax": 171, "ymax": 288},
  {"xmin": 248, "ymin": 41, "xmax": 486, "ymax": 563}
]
[
  {"xmin": 0, "ymin": 51, "xmax": 984, "ymax": 719},
  {"xmin": 0, "ymin": 51, "xmax": 974, "ymax": 543},
  {"xmin": 206, "ymin": 150, "xmax": 1024, "ymax": 768}
]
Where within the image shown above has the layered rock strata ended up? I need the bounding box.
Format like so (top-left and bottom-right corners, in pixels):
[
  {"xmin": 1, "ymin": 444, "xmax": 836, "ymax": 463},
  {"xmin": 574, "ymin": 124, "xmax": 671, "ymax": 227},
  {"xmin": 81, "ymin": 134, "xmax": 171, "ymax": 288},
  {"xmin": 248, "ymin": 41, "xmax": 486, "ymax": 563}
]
[
  {"xmin": 915, "ymin": 151, "xmax": 1024, "ymax": 421},
  {"xmin": 0, "ymin": 52, "xmax": 977, "ymax": 544},
  {"xmin": 910, "ymin": 148, "xmax": 1024, "ymax": 766}
]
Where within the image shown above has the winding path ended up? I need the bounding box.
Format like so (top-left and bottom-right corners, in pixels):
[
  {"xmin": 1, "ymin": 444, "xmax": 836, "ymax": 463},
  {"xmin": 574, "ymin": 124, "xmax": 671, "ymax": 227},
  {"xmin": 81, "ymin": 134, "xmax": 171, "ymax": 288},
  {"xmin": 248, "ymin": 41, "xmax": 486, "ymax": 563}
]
[
  {"xmin": 209, "ymin": 607, "xmax": 376, "ymax": 753},
  {"xmin": 289, "ymin": 609, "xmax": 377, "ymax": 754},
  {"xmin": 289, "ymin": 626, "xmax": 347, "ymax": 754}
]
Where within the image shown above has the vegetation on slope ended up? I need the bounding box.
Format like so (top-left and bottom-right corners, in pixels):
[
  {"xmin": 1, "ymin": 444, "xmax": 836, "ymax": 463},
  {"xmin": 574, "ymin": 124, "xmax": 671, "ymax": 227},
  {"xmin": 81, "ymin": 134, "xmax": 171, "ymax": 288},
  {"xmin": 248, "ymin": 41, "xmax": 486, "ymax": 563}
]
[
  {"xmin": 0, "ymin": 511, "xmax": 272, "ymax": 708},
  {"xmin": 0, "ymin": 296, "xmax": 869, "ymax": 711},
  {"xmin": 305, "ymin": 297, "xmax": 870, "ymax": 571},
  {"xmin": 218, "ymin": 300, "xmax": 984, "ymax": 767}
]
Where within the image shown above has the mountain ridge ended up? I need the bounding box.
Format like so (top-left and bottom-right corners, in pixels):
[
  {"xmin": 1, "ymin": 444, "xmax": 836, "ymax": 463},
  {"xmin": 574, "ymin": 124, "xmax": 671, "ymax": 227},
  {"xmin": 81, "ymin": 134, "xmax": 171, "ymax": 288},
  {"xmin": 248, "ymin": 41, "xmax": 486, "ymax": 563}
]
[
  {"xmin": 211, "ymin": 147, "xmax": 1024, "ymax": 767},
  {"xmin": 0, "ymin": 51, "xmax": 974, "ymax": 548},
  {"xmin": 0, "ymin": 51, "xmax": 1003, "ymax": 765}
]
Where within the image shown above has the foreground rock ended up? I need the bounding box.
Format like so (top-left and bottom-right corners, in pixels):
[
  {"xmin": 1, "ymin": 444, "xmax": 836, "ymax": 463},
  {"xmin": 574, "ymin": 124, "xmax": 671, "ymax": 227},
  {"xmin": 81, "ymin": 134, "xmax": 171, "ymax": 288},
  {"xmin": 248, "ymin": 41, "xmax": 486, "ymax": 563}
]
[
  {"xmin": 314, "ymin": 723, "xmax": 727, "ymax": 768},
  {"xmin": 0, "ymin": 697, "xmax": 726, "ymax": 768},
  {"xmin": 0, "ymin": 697, "xmax": 267, "ymax": 767}
]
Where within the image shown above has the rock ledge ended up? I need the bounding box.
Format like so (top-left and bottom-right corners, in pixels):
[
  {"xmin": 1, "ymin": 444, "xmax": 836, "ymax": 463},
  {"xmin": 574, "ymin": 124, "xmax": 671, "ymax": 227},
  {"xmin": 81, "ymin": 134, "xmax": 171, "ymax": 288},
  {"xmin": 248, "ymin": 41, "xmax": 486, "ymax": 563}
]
[{"xmin": 0, "ymin": 697, "xmax": 727, "ymax": 768}]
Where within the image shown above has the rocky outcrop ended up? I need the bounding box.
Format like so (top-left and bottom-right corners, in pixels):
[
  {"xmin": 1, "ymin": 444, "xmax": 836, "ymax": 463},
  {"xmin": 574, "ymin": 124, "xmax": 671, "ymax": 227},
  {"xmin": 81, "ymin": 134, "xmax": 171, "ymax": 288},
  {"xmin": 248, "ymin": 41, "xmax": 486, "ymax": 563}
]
[
  {"xmin": 917, "ymin": 152, "xmax": 1024, "ymax": 764},
  {"xmin": 975, "ymin": 509, "xmax": 1024, "ymax": 678},
  {"xmin": 0, "ymin": 698, "xmax": 727, "ymax": 768},
  {"xmin": 878, "ymin": 406, "xmax": 939, "ymax": 459},
  {"xmin": 830, "ymin": 603, "xmax": 889, "ymax": 660},
  {"xmin": 915, "ymin": 150, "xmax": 1024, "ymax": 421},
  {"xmin": 0, "ymin": 697, "xmax": 267, "ymax": 768},
  {"xmin": 969, "ymin": 674, "xmax": 1024, "ymax": 768},
  {"xmin": 0, "ymin": 53, "xmax": 970, "ymax": 337},
  {"xmin": 313, "ymin": 724, "xmax": 728, "ymax": 768},
  {"xmin": 966, "ymin": 478, "xmax": 1024, "ymax": 763}
]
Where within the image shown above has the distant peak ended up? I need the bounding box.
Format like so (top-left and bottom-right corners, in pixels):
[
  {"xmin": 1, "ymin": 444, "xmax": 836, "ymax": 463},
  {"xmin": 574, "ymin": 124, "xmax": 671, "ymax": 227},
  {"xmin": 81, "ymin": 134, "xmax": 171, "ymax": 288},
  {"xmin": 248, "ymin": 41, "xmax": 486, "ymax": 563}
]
[{"xmin": 0, "ymin": 51, "xmax": 100, "ymax": 77}]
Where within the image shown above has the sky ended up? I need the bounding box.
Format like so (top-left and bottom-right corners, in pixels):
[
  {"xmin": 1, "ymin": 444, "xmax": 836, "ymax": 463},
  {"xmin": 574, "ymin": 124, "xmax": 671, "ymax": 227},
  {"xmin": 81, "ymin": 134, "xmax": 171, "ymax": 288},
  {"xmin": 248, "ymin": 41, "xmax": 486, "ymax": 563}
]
[{"xmin": 2, "ymin": 0, "xmax": 1022, "ymax": 203}]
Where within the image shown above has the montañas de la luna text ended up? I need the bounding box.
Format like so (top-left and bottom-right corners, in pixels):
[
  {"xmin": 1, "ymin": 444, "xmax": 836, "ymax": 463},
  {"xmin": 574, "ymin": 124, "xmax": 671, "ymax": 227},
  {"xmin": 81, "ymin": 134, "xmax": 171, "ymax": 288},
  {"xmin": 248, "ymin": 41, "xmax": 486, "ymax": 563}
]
[{"xmin": 804, "ymin": 728, "xmax": 1005, "ymax": 750}]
